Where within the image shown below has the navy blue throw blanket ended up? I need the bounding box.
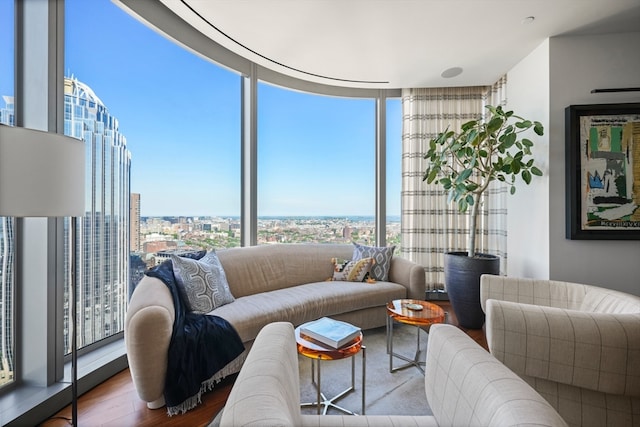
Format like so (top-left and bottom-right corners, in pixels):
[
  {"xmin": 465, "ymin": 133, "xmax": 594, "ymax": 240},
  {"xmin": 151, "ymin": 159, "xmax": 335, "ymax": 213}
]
[{"xmin": 145, "ymin": 252, "xmax": 244, "ymax": 413}]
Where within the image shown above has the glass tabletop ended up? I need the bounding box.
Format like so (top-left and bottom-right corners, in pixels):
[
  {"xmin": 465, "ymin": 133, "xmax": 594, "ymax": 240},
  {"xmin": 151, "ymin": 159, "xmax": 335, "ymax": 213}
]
[
  {"xmin": 295, "ymin": 324, "xmax": 363, "ymax": 360},
  {"xmin": 386, "ymin": 299, "xmax": 446, "ymax": 327}
]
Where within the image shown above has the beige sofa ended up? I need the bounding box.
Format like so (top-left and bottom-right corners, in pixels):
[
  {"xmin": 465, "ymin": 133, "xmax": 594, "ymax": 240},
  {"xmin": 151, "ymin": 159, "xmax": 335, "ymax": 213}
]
[
  {"xmin": 125, "ymin": 243, "xmax": 425, "ymax": 410},
  {"xmin": 480, "ymin": 275, "xmax": 640, "ymax": 427},
  {"xmin": 220, "ymin": 321, "xmax": 568, "ymax": 427}
]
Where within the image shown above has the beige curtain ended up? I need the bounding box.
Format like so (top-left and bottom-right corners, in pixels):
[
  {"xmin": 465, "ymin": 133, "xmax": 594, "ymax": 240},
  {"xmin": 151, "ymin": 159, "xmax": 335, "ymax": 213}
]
[{"xmin": 401, "ymin": 77, "xmax": 508, "ymax": 291}]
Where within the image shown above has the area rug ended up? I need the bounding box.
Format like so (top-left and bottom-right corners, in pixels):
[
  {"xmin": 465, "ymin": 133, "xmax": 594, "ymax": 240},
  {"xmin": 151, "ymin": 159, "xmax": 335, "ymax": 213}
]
[
  {"xmin": 299, "ymin": 323, "xmax": 431, "ymax": 416},
  {"xmin": 209, "ymin": 323, "xmax": 432, "ymax": 425}
]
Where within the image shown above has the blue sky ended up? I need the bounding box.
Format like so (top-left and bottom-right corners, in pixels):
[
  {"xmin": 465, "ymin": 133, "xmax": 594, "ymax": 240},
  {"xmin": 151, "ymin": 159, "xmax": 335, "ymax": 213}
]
[{"xmin": 5, "ymin": 0, "xmax": 401, "ymax": 218}]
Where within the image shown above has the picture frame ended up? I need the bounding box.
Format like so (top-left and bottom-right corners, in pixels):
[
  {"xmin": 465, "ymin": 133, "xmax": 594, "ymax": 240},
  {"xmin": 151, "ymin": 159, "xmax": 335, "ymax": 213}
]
[{"xmin": 565, "ymin": 103, "xmax": 640, "ymax": 240}]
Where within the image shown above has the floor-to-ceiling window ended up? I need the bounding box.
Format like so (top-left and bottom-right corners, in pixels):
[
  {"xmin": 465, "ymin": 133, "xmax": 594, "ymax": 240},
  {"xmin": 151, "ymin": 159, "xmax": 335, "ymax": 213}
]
[
  {"xmin": 64, "ymin": 0, "xmax": 241, "ymax": 351},
  {"xmin": 386, "ymin": 98, "xmax": 402, "ymax": 252},
  {"xmin": 3, "ymin": 0, "xmax": 401, "ymax": 423},
  {"xmin": 257, "ymin": 82, "xmax": 377, "ymax": 244},
  {"xmin": 0, "ymin": 0, "xmax": 15, "ymax": 390}
]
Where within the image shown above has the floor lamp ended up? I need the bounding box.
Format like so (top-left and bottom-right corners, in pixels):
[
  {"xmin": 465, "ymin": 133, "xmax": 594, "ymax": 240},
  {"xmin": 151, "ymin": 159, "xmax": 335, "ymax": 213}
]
[{"xmin": 0, "ymin": 124, "xmax": 85, "ymax": 426}]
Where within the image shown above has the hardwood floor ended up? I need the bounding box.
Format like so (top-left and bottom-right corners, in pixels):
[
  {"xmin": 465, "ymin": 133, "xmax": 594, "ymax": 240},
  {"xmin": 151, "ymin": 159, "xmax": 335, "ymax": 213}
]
[{"xmin": 38, "ymin": 301, "xmax": 486, "ymax": 427}]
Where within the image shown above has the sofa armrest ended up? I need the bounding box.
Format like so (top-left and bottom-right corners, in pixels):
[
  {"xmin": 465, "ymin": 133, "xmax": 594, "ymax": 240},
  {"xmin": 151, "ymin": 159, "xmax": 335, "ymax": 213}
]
[
  {"xmin": 388, "ymin": 256, "xmax": 426, "ymax": 300},
  {"xmin": 480, "ymin": 274, "xmax": 589, "ymax": 312},
  {"xmin": 125, "ymin": 275, "xmax": 175, "ymax": 407},
  {"xmin": 425, "ymin": 324, "xmax": 567, "ymax": 427},
  {"xmin": 485, "ymin": 299, "xmax": 640, "ymax": 398},
  {"xmin": 220, "ymin": 322, "xmax": 302, "ymax": 427}
]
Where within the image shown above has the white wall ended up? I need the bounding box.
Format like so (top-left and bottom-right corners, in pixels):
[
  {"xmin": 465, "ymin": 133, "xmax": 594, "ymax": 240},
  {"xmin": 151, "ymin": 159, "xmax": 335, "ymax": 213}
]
[
  {"xmin": 507, "ymin": 32, "xmax": 640, "ymax": 294},
  {"xmin": 548, "ymin": 32, "xmax": 640, "ymax": 295},
  {"xmin": 505, "ymin": 40, "xmax": 550, "ymax": 279}
]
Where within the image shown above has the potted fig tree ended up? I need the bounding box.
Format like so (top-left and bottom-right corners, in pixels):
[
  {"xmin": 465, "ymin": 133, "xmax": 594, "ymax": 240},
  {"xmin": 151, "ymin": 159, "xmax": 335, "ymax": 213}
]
[{"xmin": 423, "ymin": 105, "xmax": 544, "ymax": 328}]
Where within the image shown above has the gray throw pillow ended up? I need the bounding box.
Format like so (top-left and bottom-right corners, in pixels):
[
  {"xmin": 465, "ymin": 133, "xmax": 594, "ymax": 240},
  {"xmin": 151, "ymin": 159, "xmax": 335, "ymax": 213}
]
[
  {"xmin": 171, "ymin": 250, "xmax": 235, "ymax": 313},
  {"xmin": 352, "ymin": 243, "xmax": 396, "ymax": 281}
]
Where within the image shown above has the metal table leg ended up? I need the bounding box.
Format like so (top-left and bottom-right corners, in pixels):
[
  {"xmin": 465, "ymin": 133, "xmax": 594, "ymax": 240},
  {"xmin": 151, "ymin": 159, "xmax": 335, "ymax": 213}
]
[
  {"xmin": 387, "ymin": 316, "xmax": 426, "ymax": 374},
  {"xmin": 300, "ymin": 347, "xmax": 366, "ymax": 415}
]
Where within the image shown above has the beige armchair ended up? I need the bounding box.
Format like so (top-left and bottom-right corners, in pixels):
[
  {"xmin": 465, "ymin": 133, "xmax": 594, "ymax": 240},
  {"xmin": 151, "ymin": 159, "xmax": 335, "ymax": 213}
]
[
  {"xmin": 220, "ymin": 321, "xmax": 567, "ymax": 427},
  {"xmin": 480, "ymin": 274, "xmax": 640, "ymax": 427}
]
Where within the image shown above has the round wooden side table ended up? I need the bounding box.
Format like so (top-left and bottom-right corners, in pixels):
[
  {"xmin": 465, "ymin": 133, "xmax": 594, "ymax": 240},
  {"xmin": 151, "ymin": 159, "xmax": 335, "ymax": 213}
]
[
  {"xmin": 386, "ymin": 299, "xmax": 446, "ymax": 374},
  {"xmin": 295, "ymin": 322, "xmax": 366, "ymax": 415}
]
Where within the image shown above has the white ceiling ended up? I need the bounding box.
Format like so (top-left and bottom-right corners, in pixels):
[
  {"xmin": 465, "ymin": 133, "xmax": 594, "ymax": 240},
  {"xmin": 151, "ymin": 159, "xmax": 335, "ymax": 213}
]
[{"xmin": 137, "ymin": 0, "xmax": 640, "ymax": 89}]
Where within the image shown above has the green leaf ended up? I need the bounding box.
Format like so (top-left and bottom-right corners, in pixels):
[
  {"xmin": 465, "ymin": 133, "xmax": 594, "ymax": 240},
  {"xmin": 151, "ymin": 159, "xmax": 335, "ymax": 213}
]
[
  {"xmin": 458, "ymin": 198, "xmax": 468, "ymax": 212},
  {"xmin": 447, "ymin": 190, "xmax": 456, "ymax": 205},
  {"xmin": 503, "ymin": 132, "xmax": 516, "ymax": 147},
  {"xmin": 487, "ymin": 117, "xmax": 504, "ymax": 132},
  {"xmin": 534, "ymin": 122, "xmax": 544, "ymax": 136},
  {"xmin": 465, "ymin": 194, "xmax": 474, "ymax": 205},
  {"xmin": 522, "ymin": 138, "xmax": 533, "ymax": 147},
  {"xmin": 531, "ymin": 166, "xmax": 543, "ymax": 176},
  {"xmin": 522, "ymin": 169, "xmax": 532, "ymax": 184},
  {"xmin": 458, "ymin": 168, "xmax": 473, "ymax": 181},
  {"xmin": 510, "ymin": 186, "xmax": 516, "ymax": 195},
  {"xmin": 485, "ymin": 105, "xmax": 498, "ymax": 115},
  {"xmin": 511, "ymin": 161, "xmax": 521, "ymax": 174},
  {"xmin": 461, "ymin": 120, "xmax": 477, "ymax": 131},
  {"xmin": 465, "ymin": 129, "xmax": 478, "ymax": 145}
]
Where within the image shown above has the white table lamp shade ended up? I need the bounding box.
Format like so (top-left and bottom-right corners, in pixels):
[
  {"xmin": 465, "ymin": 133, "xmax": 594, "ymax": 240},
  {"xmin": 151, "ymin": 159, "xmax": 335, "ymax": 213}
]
[{"xmin": 0, "ymin": 125, "xmax": 85, "ymax": 217}]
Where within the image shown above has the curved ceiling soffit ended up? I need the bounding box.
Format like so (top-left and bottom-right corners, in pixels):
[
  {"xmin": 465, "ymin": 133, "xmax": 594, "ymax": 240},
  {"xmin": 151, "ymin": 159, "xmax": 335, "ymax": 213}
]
[{"xmin": 177, "ymin": 1, "xmax": 390, "ymax": 86}]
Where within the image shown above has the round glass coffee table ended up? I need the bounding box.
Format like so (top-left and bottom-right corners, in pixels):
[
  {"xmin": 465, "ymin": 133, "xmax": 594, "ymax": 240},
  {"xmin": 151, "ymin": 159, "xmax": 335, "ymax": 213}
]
[
  {"xmin": 386, "ymin": 299, "xmax": 446, "ymax": 374},
  {"xmin": 295, "ymin": 323, "xmax": 366, "ymax": 415}
]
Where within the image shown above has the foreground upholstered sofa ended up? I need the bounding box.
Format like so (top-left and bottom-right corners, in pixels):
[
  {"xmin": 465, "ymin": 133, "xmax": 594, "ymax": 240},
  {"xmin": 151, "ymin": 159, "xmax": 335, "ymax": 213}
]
[
  {"xmin": 125, "ymin": 243, "xmax": 425, "ymax": 410},
  {"xmin": 220, "ymin": 321, "xmax": 568, "ymax": 427},
  {"xmin": 480, "ymin": 275, "xmax": 640, "ymax": 427}
]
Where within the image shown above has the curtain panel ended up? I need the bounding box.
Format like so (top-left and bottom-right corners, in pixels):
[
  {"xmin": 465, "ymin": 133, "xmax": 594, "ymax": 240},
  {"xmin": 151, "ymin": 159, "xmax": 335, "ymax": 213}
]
[{"xmin": 401, "ymin": 78, "xmax": 508, "ymax": 292}]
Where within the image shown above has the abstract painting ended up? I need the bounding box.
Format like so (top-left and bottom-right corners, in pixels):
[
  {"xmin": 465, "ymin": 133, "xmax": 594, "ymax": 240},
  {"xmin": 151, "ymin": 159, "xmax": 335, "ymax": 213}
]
[{"xmin": 565, "ymin": 103, "xmax": 640, "ymax": 240}]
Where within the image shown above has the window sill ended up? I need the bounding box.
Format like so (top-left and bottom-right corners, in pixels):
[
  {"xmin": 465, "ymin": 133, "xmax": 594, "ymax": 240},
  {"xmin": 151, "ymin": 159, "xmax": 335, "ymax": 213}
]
[{"xmin": 0, "ymin": 338, "xmax": 128, "ymax": 426}]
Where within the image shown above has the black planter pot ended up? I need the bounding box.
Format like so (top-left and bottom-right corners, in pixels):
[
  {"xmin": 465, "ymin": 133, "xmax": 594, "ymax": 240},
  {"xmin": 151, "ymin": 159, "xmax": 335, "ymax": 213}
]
[{"xmin": 444, "ymin": 251, "xmax": 500, "ymax": 329}]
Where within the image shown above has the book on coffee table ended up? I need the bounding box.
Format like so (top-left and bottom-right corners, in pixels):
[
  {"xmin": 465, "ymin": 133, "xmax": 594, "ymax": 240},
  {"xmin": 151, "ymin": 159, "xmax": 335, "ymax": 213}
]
[{"xmin": 300, "ymin": 317, "xmax": 361, "ymax": 349}]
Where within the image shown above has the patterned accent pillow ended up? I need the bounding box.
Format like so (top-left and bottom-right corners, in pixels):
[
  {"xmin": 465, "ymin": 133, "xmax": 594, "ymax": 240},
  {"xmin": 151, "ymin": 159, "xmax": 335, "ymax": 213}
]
[
  {"xmin": 352, "ymin": 243, "xmax": 396, "ymax": 281},
  {"xmin": 171, "ymin": 250, "xmax": 235, "ymax": 313},
  {"xmin": 331, "ymin": 257, "xmax": 375, "ymax": 282}
]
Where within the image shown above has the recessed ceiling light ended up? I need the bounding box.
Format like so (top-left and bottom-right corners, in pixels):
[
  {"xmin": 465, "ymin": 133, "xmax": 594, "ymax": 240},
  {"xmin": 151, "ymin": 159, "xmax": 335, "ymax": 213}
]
[
  {"xmin": 441, "ymin": 67, "xmax": 463, "ymax": 79},
  {"xmin": 522, "ymin": 16, "xmax": 535, "ymax": 24}
]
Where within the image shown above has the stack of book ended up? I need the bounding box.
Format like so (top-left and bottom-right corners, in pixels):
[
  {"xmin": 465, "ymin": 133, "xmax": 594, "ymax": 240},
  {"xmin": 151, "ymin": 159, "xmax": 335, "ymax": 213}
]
[{"xmin": 300, "ymin": 317, "xmax": 361, "ymax": 349}]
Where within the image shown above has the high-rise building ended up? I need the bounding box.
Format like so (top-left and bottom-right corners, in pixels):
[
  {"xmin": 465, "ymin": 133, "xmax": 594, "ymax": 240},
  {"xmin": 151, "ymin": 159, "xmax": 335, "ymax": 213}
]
[
  {"xmin": 64, "ymin": 76, "xmax": 131, "ymax": 351},
  {"xmin": 130, "ymin": 193, "xmax": 141, "ymax": 252}
]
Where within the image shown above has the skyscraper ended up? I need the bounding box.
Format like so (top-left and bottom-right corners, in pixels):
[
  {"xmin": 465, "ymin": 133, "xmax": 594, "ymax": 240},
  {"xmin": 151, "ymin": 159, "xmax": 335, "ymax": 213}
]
[
  {"xmin": 130, "ymin": 193, "xmax": 141, "ymax": 252},
  {"xmin": 64, "ymin": 76, "xmax": 131, "ymax": 350}
]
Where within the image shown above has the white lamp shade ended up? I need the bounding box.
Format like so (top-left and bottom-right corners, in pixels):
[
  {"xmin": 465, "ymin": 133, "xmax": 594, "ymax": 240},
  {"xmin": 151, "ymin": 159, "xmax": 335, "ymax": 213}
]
[{"xmin": 0, "ymin": 125, "xmax": 86, "ymax": 217}]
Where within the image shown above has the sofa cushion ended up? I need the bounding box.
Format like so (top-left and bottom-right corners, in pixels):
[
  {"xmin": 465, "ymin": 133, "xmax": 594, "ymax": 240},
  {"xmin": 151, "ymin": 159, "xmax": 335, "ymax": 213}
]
[
  {"xmin": 216, "ymin": 244, "xmax": 354, "ymax": 298},
  {"xmin": 331, "ymin": 257, "xmax": 374, "ymax": 282},
  {"xmin": 352, "ymin": 243, "xmax": 396, "ymax": 281},
  {"xmin": 171, "ymin": 251, "xmax": 235, "ymax": 314},
  {"xmin": 210, "ymin": 280, "xmax": 407, "ymax": 343}
]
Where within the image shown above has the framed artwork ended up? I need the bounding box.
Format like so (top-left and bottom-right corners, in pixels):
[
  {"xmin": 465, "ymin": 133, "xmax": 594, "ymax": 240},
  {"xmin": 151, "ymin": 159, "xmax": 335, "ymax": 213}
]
[{"xmin": 565, "ymin": 103, "xmax": 640, "ymax": 240}]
